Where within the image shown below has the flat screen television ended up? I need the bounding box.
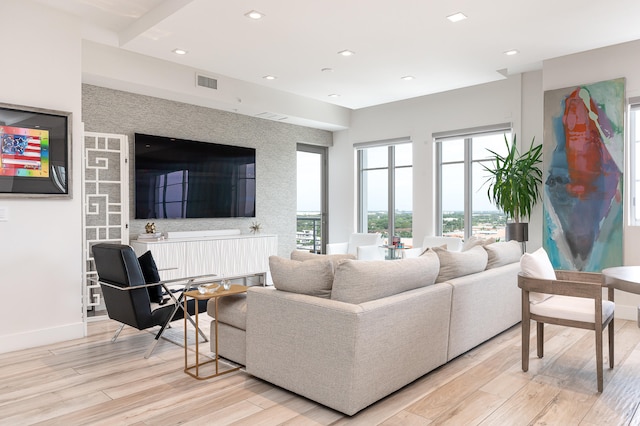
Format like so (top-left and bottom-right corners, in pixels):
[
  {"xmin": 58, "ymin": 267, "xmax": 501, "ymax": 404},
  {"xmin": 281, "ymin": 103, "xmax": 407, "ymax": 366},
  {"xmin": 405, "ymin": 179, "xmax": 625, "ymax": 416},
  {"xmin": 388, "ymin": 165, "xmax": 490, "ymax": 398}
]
[{"xmin": 134, "ymin": 133, "xmax": 256, "ymax": 219}]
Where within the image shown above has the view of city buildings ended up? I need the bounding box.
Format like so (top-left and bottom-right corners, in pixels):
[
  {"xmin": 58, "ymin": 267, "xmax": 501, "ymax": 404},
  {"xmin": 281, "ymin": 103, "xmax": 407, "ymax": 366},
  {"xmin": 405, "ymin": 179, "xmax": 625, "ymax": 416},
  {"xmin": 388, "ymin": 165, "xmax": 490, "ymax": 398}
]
[{"xmin": 296, "ymin": 209, "xmax": 507, "ymax": 252}]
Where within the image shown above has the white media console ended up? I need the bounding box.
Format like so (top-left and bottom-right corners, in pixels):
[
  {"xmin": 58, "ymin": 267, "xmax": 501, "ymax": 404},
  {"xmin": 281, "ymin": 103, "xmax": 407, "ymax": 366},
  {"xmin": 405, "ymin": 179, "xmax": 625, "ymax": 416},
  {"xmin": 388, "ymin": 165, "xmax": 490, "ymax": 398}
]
[{"xmin": 130, "ymin": 231, "xmax": 278, "ymax": 285}]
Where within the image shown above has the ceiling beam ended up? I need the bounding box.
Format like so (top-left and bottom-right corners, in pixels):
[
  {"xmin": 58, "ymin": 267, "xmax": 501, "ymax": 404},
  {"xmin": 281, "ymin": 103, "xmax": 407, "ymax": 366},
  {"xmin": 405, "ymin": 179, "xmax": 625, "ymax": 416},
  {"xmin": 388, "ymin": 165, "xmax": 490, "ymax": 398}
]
[{"xmin": 118, "ymin": 0, "xmax": 195, "ymax": 47}]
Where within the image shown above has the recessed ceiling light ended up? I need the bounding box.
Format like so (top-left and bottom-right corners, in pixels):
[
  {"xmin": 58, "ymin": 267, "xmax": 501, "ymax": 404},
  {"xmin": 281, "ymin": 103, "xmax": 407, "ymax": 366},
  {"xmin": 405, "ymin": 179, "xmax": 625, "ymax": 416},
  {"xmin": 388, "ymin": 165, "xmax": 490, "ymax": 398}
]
[
  {"xmin": 338, "ymin": 50, "xmax": 355, "ymax": 57},
  {"xmin": 504, "ymin": 49, "xmax": 519, "ymax": 56},
  {"xmin": 446, "ymin": 12, "xmax": 467, "ymax": 23},
  {"xmin": 401, "ymin": 75, "xmax": 415, "ymax": 81},
  {"xmin": 328, "ymin": 94, "xmax": 340, "ymax": 98},
  {"xmin": 263, "ymin": 75, "xmax": 277, "ymax": 80},
  {"xmin": 245, "ymin": 10, "xmax": 265, "ymax": 19},
  {"xmin": 172, "ymin": 48, "xmax": 188, "ymax": 55}
]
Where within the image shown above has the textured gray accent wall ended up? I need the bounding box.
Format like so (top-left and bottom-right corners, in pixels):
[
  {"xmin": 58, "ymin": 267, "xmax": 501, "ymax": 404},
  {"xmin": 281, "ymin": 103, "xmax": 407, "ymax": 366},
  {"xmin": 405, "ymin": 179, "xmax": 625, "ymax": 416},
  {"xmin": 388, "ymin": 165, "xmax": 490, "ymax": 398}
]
[{"xmin": 82, "ymin": 84, "xmax": 332, "ymax": 256}]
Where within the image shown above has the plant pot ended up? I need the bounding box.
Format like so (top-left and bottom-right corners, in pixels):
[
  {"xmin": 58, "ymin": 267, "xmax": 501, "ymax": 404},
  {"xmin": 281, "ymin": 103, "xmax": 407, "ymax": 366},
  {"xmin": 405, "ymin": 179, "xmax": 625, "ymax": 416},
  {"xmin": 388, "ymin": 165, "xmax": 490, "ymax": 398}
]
[{"xmin": 506, "ymin": 223, "xmax": 528, "ymax": 242}]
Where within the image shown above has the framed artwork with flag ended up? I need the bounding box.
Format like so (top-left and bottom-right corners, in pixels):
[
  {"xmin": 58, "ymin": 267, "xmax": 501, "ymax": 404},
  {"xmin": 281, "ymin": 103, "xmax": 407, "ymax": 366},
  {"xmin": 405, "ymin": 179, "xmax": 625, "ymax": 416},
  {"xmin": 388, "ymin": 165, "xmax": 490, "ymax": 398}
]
[
  {"xmin": 0, "ymin": 103, "xmax": 71, "ymax": 198},
  {"xmin": 543, "ymin": 78, "xmax": 624, "ymax": 271}
]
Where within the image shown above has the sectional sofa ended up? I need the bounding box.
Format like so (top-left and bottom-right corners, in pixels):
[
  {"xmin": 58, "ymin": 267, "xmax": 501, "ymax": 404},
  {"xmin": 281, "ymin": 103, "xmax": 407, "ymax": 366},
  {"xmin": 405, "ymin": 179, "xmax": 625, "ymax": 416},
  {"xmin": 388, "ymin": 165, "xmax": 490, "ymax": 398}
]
[{"xmin": 208, "ymin": 240, "xmax": 522, "ymax": 415}]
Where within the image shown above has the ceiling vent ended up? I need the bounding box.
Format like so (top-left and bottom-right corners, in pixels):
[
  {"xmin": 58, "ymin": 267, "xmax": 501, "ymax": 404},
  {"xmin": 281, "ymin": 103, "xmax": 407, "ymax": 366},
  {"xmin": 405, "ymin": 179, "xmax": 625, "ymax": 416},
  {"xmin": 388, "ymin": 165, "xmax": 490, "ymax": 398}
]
[
  {"xmin": 196, "ymin": 74, "xmax": 217, "ymax": 90},
  {"xmin": 255, "ymin": 112, "xmax": 288, "ymax": 121}
]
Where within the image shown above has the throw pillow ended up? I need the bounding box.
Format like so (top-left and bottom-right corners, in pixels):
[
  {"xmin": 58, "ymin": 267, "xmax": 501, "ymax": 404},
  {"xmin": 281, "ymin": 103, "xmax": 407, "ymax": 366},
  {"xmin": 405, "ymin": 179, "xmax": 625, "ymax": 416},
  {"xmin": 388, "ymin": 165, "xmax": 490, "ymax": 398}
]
[
  {"xmin": 462, "ymin": 235, "xmax": 496, "ymax": 251},
  {"xmin": 484, "ymin": 240, "xmax": 522, "ymax": 269},
  {"xmin": 270, "ymin": 256, "xmax": 335, "ymax": 298},
  {"xmin": 520, "ymin": 247, "xmax": 556, "ymax": 304},
  {"xmin": 137, "ymin": 251, "xmax": 165, "ymax": 304},
  {"xmin": 432, "ymin": 245, "xmax": 488, "ymax": 283},
  {"xmin": 330, "ymin": 251, "xmax": 440, "ymax": 304},
  {"xmin": 290, "ymin": 250, "xmax": 356, "ymax": 262}
]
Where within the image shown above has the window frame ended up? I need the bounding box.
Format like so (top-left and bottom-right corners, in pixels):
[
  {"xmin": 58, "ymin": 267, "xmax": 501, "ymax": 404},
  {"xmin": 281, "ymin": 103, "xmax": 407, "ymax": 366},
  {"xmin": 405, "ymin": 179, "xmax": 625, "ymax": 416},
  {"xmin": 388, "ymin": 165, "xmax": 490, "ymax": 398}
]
[
  {"xmin": 629, "ymin": 98, "xmax": 640, "ymax": 225},
  {"xmin": 434, "ymin": 124, "xmax": 512, "ymax": 239},
  {"xmin": 355, "ymin": 138, "xmax": 412, "ymax": 240}
]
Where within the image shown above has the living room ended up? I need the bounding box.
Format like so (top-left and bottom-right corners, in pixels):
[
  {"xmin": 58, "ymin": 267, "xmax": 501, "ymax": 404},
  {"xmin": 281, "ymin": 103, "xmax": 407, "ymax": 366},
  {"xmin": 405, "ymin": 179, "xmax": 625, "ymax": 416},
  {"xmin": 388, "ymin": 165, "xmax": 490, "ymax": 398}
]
[{"xmin": 2, "ymin": 0, "xmax": 640, "ymax": 423}]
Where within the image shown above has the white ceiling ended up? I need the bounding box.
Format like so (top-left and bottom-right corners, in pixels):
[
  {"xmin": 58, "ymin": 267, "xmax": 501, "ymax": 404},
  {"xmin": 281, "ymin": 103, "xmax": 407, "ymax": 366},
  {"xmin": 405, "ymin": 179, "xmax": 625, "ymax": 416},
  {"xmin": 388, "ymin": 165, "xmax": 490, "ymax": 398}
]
[{"xmin": 39, "ymin": 0, "xmax": 640, "ymax": 110}]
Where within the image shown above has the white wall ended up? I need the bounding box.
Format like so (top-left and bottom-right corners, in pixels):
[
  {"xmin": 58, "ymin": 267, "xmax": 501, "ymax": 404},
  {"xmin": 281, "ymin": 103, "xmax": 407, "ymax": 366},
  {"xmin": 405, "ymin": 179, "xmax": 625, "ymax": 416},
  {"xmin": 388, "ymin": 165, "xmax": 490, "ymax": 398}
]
[
  {"xmin": 0, "ymin": 0, "xmax": 84, "ymax": 352},
  {"xmin": 82, "ymin": 41, "xmax": 351, "ymax": 132},
  {"xmin": 544, "ymin": 39, "xmax": 640, "ymax": 319},
  {"xmin": 330, "ymin": 74, "xmax": 527, "ymax": 247}
]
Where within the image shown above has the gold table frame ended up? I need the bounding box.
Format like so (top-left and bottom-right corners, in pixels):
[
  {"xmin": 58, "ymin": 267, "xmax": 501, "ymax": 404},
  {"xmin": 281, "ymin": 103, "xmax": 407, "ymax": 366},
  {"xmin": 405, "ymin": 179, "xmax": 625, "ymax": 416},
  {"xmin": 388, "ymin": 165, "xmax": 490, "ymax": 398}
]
[{"xmin": 183, "ymin": 284, "xmax": 248, "ymax": 380}]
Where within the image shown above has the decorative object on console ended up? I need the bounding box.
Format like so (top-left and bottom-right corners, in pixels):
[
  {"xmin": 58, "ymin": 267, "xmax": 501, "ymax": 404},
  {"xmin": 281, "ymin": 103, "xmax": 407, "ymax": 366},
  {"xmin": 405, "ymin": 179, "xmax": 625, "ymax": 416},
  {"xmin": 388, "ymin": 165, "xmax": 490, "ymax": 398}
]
[
  {"xmin": 145, "ymin": 222, "xmax": 156, "ymax": 233},
  {"xmin": 482, "ymin": 133, "xmax": 543, "ymax": 252},
  {"xmin": 249, "ymin": 221, "xmax": 262, "ymax": 234},
  {"xmin": 137, "ymin": 232, "xmax": 163, "ymax": 242}
]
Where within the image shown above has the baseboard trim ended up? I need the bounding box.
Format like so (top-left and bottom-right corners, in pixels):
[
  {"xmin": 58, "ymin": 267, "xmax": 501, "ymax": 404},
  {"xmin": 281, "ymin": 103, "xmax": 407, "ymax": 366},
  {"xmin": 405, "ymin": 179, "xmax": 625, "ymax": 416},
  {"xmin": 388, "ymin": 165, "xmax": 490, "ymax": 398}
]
[
  {"xmin": 615, "ymin": 304, "xmax": 638, "ymax": 322},
  {"xmin": 0, "ymin": 322, "xmax": 85, "ymax": 354}
]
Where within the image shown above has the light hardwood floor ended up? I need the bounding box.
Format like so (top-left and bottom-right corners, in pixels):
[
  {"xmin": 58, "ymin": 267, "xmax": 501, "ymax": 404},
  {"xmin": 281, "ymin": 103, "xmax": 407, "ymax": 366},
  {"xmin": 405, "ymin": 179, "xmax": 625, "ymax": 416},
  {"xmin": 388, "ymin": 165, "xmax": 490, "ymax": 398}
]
[{"xmin": 1, "ymin": 315, "xmax": 640, "ymax": 425}]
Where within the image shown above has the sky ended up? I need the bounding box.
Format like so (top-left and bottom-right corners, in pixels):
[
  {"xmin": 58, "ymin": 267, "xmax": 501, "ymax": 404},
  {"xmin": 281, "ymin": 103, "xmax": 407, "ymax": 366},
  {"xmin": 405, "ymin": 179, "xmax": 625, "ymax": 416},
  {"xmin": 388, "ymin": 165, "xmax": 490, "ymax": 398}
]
[
  {"xmin": 296, "ymin": 134, "xmax": 508, "ymax": 213},
  {"xmin": 297, "ymin": 151, "xmax": 321, "ymax": 212}
]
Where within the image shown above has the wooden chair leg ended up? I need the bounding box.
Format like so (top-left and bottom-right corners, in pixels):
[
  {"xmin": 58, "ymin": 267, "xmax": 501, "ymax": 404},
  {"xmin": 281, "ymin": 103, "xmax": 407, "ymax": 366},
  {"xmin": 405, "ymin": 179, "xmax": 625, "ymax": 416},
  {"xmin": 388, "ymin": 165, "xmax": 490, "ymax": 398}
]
[
  {"xmin": 522, "ymin": 318, "xmax": 530, "ymax": 372},
  {"xmin": 608, "ymin": 319, "xmax": 615, "ymax": 369},
  {"xmin": 596, "ymin": 326, "xmax": 603, "ymax": 392},
  {"xmin": 537, "ymin": 322, "xmax": 544, "ymax": 358}
]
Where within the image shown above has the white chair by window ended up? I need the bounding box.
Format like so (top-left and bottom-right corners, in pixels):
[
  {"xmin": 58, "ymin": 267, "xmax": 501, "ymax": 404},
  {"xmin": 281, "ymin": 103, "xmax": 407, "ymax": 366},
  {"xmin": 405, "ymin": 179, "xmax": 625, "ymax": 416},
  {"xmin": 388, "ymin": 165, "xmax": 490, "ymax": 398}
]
[
  {"xmin": 326, "ymin": 233, "xmax": 383, "ymax": 259},
  {"xmin": 518, "ymin": 247, "xmax": 614, "ymax": 392}
]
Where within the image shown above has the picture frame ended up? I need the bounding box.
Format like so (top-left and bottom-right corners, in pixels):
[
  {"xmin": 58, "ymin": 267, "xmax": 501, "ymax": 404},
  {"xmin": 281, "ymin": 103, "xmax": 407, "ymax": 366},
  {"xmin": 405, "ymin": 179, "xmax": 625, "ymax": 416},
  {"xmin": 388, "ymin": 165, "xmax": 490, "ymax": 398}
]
[{"xmin": 0, "ymin": 102, "xmax": 72, "ymax": 198}]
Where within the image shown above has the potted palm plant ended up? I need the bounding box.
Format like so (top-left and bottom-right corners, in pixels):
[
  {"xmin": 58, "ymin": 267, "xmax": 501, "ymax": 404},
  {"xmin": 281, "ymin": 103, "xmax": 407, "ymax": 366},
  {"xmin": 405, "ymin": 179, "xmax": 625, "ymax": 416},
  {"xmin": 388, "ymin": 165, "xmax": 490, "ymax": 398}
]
[{"xmin": 482, "ymin": 134, "xmax": 543, "ymax": 244}]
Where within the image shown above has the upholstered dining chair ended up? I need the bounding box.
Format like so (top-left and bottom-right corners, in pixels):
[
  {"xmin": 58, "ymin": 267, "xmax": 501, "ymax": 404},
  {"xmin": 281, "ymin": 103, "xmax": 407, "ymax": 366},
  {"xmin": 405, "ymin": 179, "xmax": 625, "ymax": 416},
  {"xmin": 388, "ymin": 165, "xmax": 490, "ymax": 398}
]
[
  {"xmin": 518, "ymin": 248, "xmax": 615, "ymax": 392},
  {"xmin": 92, "ymin": 243, "xmax": 216, "ymax": 358},
  {"xmin": 325, "ymin": 232, "xmax": 384, "ymax": 258}
]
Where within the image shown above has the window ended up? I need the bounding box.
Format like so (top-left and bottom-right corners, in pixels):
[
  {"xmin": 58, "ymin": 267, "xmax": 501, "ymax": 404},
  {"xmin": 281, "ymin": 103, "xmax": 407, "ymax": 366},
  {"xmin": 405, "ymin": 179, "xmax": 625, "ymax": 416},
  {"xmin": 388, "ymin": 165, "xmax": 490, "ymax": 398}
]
[
  {"xmin": 435, "ymin": 125, "xmax": 512, "ymax": 240},
  {"xmin": 631, "ymin": 99, "xmax": 640, "ymax": 225},
  {"xmin": 296, "ymin": 144, "xmax": 327, "ymax": 253},
  {"xmin": 356, "ymin": 139, "xmax": 413, "ymax": 245}
]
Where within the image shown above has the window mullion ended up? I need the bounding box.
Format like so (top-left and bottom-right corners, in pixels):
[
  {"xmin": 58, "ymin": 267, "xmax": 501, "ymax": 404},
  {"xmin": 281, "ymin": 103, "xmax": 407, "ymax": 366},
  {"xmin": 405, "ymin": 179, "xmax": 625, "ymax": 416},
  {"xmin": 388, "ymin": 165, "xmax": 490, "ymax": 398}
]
[
  {"xmin": 464, "ymin": 137, "xmax": 472, "ymax": 240},
  {"xmin": 436, "ymin": 142, "xmax": 443, "ymax": 235},
  {"xmin": 388, "ymin": 145, "xmax": 395, "ymax": 238}
]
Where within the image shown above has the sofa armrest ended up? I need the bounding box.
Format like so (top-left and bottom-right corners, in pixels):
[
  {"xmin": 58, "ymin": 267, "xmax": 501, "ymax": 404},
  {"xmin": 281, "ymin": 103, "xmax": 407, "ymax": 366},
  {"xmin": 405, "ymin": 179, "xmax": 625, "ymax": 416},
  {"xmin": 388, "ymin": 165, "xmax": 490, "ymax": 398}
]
[
  {"xmin": 326, "ymin": 241, "xmax": 348, "ymax": 254},
  {"xmin": 245, "ymin": 284, "xmax": 452, "ymax": 415}
]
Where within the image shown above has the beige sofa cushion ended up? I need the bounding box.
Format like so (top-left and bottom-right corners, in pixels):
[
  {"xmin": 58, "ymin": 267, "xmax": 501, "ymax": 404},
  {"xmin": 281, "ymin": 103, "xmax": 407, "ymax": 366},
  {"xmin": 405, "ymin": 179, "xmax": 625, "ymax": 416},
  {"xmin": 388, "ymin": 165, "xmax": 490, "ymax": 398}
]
[
  {"xmin": 462, "ymin": 235, "xmax": 496, "ymax": 251},
  {"xmin": 290, "ymin": 250, "xmax": 356, "ymax": 262},
  {"xmin": 330, "ymin": 251, "xmax": 440, "ymax": 304},
  {"xmin": 432, "ymin": 245, "xmax": 488, "ymax": 283},
  {"xmin": 208, "ymin": 293, "xmax": 248, "ymax": 330},
  {"xmin": 484, "ymin": 240, "xmax": 522, "ymax": 269},
  {"xmin": 269, "ymin": 256, "xmax": 334, "ymax": 298}
]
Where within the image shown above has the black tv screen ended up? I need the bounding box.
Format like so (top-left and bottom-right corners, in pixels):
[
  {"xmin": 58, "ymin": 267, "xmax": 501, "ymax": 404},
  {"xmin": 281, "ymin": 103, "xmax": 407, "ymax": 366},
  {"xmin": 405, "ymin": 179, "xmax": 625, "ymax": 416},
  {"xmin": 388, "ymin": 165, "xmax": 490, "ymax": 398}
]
[{"xmin": 134, "ymin": 133, "xmax": 255, "ymax": 219}]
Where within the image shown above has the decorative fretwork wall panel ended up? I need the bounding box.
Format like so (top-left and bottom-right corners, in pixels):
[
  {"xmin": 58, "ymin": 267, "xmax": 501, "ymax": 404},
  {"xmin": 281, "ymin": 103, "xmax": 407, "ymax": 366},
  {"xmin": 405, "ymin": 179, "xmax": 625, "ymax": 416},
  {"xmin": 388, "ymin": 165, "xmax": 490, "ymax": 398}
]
[{"xmin": 83, "ymin": 132, "xmax": 128, "ymax": 319}]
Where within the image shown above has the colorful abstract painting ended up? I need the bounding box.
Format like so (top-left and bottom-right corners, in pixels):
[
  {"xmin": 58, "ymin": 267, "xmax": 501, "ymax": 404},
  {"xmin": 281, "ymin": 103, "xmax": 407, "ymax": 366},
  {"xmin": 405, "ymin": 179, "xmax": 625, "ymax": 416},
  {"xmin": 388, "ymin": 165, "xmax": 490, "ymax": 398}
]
[{"xmin": 543, "ymin": 78, "xmax": 624, "ymax": 272}]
